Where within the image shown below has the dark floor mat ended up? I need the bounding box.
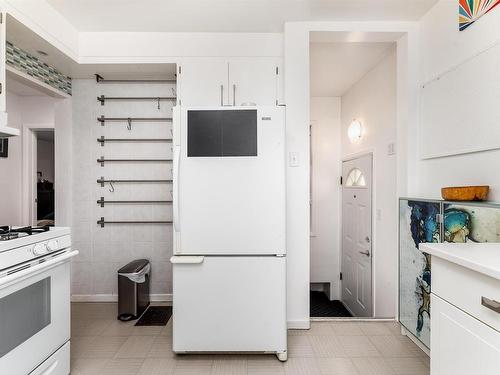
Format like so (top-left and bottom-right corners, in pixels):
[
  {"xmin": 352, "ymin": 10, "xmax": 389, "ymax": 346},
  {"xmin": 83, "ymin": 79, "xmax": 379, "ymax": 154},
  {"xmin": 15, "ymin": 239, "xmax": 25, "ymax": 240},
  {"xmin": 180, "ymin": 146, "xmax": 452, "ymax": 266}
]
[
  {"xmin": 135, "ymin": 306, "xmax": 172, "ymax": 326},
  {"xmin": 310, "ymin": 291, "xmax": 352, "ymax": 317}
]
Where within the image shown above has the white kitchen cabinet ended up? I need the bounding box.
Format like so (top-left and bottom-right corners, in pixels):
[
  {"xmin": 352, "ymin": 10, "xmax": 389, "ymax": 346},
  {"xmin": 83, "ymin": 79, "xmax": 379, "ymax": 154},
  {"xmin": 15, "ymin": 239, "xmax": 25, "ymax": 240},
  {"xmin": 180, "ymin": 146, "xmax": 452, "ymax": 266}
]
[
  {"xmin": 178, "ymin": 60, "xmax": 229, "ymax": 106},
  {"xmin": 421, "ymin": 243, "xmax": 500, "ymax": 375},
  {"xmin": 178, "ymin": 58, "xmax": 281, "ymax": 107},
  {"xmin": 431, "ymin": 295, "xmax": 500, "ymax": 375},
  {"xmin": 228, "ymin": 59, "xmax": 280, "ymax": 106}
]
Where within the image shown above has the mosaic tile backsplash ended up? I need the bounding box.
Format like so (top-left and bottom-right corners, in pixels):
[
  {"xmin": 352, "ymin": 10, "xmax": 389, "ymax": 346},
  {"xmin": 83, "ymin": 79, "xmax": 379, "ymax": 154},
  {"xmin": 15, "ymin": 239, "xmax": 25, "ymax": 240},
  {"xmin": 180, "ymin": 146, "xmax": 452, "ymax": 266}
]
[{"xmin": 6, "ymin": 41, "xmax": 72, "ymax": 96}]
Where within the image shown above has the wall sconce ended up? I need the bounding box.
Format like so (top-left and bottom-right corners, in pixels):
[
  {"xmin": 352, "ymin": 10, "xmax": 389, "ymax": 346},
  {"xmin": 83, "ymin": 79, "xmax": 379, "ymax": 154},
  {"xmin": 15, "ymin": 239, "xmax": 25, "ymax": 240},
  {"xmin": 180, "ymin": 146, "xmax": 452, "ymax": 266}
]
[{"xmin": 348, "ymin": 119, "xmax": 363, "ymax": 143}]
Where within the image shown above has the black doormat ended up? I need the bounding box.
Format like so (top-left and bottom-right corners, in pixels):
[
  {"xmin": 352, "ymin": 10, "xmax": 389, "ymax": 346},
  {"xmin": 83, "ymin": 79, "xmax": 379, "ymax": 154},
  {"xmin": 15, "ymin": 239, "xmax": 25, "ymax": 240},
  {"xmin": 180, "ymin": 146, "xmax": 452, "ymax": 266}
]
[
  {"xmin": 310, "ymin": 291, "xmax": 352, "ymax": 318},
  {"xmin": 135, "ymin": 306, "xmax": 172, "ymax": 326}
]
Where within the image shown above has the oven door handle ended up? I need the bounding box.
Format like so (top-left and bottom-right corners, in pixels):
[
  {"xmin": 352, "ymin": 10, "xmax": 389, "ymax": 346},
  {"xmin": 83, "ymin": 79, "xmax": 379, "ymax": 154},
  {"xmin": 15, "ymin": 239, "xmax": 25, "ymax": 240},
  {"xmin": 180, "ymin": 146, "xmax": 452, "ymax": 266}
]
[{"xmin": 0, "ymin": 250, "xmax": 79, "ymax": 289}]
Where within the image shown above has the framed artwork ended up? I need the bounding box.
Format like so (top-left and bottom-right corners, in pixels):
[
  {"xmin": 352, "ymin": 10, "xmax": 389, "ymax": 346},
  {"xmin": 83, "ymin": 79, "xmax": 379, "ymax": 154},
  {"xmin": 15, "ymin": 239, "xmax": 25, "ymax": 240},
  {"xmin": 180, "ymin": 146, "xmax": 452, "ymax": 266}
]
[
  {"xmin": 459, "ymin": 0, "xmax": 500, "ymax": 31},
  {"xmin": 0, "ymin": 139, "xmax": 8, "ymax": 158},
  {"xmin": 399, "ymin": 199, "xmax": 441, "ymax": 349}
]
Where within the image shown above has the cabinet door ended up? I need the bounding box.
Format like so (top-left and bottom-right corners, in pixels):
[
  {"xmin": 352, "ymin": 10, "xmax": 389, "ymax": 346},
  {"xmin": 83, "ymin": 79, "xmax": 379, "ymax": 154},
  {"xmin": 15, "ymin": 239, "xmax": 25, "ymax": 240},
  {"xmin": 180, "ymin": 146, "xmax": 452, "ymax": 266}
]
[
  {"xmin": 178, "ymin": 60, "xmax": 228, "ymax": 106},
  {"xmin": 431, "ymin": 294, "xmax": 500, "ymax": 375},
  {"xmin": 399, "ymin": 199, "xmax": 441, "ymax": 349},
  {"xmin": 228, "ymin": 59, "xmax": 280, "ymax": 106}
]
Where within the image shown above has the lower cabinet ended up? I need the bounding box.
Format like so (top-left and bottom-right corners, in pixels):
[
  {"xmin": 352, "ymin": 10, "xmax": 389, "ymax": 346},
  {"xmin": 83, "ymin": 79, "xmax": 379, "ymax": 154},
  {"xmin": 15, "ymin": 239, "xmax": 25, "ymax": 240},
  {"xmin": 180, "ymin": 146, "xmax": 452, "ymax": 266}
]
[{"xmin": 431, "ymin": 294, "xmax": 500, "ymax": 375}]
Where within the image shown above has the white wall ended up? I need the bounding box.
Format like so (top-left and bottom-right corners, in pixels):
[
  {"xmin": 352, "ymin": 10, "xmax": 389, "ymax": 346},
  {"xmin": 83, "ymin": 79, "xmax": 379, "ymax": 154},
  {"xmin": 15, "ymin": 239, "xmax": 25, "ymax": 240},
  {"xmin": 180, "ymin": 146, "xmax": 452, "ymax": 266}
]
[
  {"xmin": 37, "ymin": 137, "xmax": 54, "ymax": 182},
  {"xmin": 341, "ymin": 50, "xmax": 397, "ymax": 318},
  {"xmin": 0, "ymin": 93, "xmax": 23, "ymax": 225},
  {"xmin": 414, "ymin": 0, "xmax": 500, "ymax": 201},
  {"xmin": 78, "ymin": 32, "xmax": 283, "ymax": 63},
  {"xmin": 0, "ymin": 93, "xmax": 60, "ymax": 225},
  {"xmin": 310, "ymin": 97, "xmax": 341, "ymax": 299}
]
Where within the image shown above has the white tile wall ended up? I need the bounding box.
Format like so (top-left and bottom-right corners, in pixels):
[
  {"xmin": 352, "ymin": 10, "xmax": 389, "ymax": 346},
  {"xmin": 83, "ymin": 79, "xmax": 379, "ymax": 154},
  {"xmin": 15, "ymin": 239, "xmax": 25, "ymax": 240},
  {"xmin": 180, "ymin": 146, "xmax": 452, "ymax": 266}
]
[{"xmin": 71, "ymin": 78, "xmax": 176, "ymax": 298}]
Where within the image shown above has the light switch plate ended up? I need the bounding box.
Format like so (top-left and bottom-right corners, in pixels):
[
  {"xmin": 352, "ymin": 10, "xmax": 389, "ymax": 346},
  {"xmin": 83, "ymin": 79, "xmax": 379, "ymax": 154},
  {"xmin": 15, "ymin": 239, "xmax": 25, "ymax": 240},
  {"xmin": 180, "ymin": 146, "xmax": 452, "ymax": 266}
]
[
  {"xmin": 387, "ymin": 142, "xmax": 396, "ymax": 155},
  {"xmin": 289, "ymin": 152, "xmax": 299, "ymax": 167}
]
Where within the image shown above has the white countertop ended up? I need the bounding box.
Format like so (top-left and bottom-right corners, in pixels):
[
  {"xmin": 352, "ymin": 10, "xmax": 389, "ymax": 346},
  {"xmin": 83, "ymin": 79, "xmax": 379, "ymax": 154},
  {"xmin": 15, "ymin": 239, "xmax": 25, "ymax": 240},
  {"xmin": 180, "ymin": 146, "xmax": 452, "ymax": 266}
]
[{"xmin": 421, "ymin": 242, "xmax": 500, "ymax": 281}]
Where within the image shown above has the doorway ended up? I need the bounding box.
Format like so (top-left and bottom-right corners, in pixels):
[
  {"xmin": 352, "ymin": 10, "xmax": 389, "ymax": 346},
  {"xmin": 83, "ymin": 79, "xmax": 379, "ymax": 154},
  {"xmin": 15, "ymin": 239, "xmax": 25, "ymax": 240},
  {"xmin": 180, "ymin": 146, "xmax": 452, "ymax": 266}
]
[
  {"xmin": 35, "ymin": 130, "xmax": 55, "ymax": 226},
  {"xmin": 341, "ymin": 153, "xmax": 373, "ymax": 317},
  {"xmin": 309, "ymin": 31, "xmax": 398, "ymax": 319}
]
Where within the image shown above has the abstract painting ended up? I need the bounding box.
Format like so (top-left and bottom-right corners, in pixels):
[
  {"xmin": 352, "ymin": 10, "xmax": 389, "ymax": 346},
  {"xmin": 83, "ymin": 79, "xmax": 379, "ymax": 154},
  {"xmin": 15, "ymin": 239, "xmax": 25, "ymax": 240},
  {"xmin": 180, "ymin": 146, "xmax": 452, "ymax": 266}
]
[
  {"xmin": 459, "ymin": 0, "xmax": 500, "ymax": 31},
  {"xmin": 444, "ymin": 203, "xmax": 500, "ymax": 242},
  {"xmin": 399, "ymin": 199, "xmax": 441, "ymax": 349}
]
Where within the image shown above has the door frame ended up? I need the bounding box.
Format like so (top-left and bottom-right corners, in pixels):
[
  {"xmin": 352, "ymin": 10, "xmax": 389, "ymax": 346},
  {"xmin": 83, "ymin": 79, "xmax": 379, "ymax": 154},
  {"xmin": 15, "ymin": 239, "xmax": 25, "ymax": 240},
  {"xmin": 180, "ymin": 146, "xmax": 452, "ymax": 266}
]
[
  {"xmin": 340, "ymin": 150, "xmax": 374, "ymax": 317},
  {"xmin": 22, "ymin": 123, "xmax": 54, "ymax": 226}
]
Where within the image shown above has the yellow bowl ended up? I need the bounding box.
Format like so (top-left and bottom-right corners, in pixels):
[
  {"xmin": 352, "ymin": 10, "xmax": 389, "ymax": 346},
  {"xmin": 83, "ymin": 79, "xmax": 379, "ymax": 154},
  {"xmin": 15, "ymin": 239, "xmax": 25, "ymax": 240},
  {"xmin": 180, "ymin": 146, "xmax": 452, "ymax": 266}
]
[{"xmin": 441, "ymin": 186, "xmax": 489, "ymax": 201}]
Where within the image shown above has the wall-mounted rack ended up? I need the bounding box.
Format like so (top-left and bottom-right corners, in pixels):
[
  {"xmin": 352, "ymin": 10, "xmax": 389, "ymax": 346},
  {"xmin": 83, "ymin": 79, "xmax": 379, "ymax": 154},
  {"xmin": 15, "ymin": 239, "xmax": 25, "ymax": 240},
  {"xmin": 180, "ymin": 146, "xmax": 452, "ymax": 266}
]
[
  {"xmin": 97, "ymin": 156, "xmax": 172, "ymax": 167},
  {"xmin": 97, "ymin": 197, "xmax": 172, "ymax": 207},
  {"xmin": 97, "ymin": 177, "xmax": 172, "ymax": 187},
  {"xmin": 97, "ymin": 95, "xmax": 176, "ymax": 108},
  {"xmin": 97, "ymin": 136, "xmax": 172, "ymax": 146},
  {"xmin": 95, "ymin": 74, "xmax": 176, "ymax": 84},
  {"xmin": 97, "ymin": 217, "xmax": 173, "ymax": 228},
  {"xmin": 97, "ymin": 116, "xmax": 172, "ymax": 129}
]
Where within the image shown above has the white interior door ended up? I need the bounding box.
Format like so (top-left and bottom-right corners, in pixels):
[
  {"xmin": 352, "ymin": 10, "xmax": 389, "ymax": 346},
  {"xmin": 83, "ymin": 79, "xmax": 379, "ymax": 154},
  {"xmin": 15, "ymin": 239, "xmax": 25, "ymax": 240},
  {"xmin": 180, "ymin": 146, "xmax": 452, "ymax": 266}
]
[{"xmin": 341, "ymin": 154, "xmax": 372, "ymax": 317}]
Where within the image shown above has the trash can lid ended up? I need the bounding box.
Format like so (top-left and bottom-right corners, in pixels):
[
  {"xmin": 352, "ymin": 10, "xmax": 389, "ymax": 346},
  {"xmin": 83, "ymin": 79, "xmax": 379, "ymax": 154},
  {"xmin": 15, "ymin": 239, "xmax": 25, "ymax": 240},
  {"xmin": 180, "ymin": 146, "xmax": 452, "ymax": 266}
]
[{"xmin": 118, "ymin": 259, "xmax": 150, "ymax": 274}]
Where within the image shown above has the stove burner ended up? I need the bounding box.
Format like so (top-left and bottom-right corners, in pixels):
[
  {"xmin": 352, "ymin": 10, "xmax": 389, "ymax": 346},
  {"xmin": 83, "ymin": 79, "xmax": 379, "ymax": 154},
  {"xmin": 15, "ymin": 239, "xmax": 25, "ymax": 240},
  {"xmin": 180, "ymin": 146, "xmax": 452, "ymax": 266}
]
[
  {"xmin": 0, "ymin": 232, "xmax": 19, "ymax": 241},
  {"xmin": 0, "ymin": 226, "xmax": 50, "ymax": 241}
]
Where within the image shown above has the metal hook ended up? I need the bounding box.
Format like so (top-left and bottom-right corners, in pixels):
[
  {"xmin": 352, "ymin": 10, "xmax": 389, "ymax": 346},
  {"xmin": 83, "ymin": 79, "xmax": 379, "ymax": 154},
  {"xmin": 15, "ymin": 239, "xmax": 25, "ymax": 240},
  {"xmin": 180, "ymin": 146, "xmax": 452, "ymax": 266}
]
[
  {"xmin": 109, "ymin": 181, "xmax": 115, "ymax": 193},
  {"xmin": 127, "ymin": 117, "xmax": 132, "ymax": 131}
]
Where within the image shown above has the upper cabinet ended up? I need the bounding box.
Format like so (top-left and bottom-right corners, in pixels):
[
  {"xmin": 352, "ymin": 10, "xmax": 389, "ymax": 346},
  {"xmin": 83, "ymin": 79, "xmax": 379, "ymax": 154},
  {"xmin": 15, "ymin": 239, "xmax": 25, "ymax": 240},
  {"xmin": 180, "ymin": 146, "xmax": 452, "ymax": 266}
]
[
  {"xmin": 178, "ymin": 58, "xmax": 282, "ymax": 107},
  {"xmin": 178, "ymin": 60, "xmax": 228, "ymax": 107},
  {"xmin": 228, "ymin": 59, "xmax": 280, "ymax": 106}
]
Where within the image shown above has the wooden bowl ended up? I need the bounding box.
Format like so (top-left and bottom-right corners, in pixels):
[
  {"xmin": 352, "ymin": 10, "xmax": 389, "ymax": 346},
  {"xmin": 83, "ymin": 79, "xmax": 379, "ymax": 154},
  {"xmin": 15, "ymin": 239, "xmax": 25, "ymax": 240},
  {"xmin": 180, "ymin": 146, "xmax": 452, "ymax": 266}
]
[{"xmin": 441, "ymin": 186, "xmax": 489, "ymax": 201}]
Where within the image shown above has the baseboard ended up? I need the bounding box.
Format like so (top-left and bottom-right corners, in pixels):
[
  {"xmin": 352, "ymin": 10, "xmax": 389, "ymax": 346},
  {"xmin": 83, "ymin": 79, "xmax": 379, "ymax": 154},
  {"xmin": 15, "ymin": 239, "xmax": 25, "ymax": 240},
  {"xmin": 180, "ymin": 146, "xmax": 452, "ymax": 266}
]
[
  {"xmin": 311, "ymin": 317, "xmax": 395, "ymax": 322},
  {"xmin": 287, "ymin": 320, "xmax": 310, "ymax": 329},
  {"xmin": 71, "ymin": 294, "xmax": 172, "ymax": 303}
]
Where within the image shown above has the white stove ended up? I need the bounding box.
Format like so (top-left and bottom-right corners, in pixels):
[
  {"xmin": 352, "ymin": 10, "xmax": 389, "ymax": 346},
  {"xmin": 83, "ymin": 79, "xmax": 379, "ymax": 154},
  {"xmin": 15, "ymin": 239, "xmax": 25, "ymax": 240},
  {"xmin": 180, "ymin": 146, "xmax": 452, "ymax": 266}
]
[{"xmin": 0, "ymin": 226, "xmax": 77, "ymax": 375}]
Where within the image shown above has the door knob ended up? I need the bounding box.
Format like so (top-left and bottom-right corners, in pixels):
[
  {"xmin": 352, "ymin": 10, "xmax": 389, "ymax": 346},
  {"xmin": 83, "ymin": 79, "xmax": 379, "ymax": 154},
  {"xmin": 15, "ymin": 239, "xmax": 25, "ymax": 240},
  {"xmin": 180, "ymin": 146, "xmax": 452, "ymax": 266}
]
[{"xmin": 359, "ymin": 250, "xmax": 370, "ymax": 256}]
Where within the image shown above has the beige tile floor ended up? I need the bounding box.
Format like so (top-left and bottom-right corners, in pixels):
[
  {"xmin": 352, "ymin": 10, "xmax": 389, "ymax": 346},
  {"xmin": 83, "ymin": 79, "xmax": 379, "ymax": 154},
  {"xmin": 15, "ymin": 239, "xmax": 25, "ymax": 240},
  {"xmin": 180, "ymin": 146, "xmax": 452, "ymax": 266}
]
[{"xmin": 70, "ymin": 303, "xmax": 429, "ymax": 375}]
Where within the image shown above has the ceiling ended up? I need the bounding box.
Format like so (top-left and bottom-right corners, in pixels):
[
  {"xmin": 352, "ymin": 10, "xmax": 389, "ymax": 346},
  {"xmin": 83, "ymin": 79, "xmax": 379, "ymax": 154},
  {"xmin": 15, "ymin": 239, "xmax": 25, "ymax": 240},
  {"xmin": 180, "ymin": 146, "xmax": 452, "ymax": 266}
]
[
  {"xmin": 310, "ymin": 41, "xmax": 395, "ymax": 97},
  {"xmin": 46, "ymin": 0, "xmax": 437, "ymax": 32}
]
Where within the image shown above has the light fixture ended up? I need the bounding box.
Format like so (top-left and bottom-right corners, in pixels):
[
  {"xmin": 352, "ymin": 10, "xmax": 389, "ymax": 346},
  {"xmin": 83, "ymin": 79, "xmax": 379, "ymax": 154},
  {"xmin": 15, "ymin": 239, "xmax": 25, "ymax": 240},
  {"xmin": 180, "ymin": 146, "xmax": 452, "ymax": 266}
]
[{"xmin": 348, "ymin": 119, "xmax": 363, "ymax": 143}]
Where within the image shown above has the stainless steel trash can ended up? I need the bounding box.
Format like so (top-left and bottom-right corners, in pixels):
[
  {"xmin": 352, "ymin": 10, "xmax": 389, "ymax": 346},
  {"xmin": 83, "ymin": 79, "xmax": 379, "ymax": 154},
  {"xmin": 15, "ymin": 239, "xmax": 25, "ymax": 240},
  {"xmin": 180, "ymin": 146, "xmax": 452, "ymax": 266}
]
[{"xmin": 117, "ymin": 259, "xmax": 151, "ymax": 321}]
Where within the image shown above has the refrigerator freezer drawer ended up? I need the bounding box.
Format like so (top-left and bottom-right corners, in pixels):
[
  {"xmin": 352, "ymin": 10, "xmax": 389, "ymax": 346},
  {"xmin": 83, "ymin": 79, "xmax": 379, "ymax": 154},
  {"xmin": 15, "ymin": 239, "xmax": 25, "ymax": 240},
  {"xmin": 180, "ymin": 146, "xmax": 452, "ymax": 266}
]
[{"xmin": 172, "ymin": 256, "xmax": 287, "ymax": 353}]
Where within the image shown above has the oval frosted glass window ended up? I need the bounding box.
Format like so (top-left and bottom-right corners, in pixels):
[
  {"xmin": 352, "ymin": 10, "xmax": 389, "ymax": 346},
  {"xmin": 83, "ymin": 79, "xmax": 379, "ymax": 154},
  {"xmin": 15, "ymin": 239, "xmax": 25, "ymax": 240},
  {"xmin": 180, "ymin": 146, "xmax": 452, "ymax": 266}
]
[{"xmin": 345, "ymin": 168, "xmax": 366, "ymax": 187}]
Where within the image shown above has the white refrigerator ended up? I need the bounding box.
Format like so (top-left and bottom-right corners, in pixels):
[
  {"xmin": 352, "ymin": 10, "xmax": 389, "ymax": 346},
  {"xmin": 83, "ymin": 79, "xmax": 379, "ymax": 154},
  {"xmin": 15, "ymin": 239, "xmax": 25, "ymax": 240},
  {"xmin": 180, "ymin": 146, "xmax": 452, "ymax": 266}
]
[{"xmin": 171, "ymin": 106, "xmax": 287, "ymax": 361}]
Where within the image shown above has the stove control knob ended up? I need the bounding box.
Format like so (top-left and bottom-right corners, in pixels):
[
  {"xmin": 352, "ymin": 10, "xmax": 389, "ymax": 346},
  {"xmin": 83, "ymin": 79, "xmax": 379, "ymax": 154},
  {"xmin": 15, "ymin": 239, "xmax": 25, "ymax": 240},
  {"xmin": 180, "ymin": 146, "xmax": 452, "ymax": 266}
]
[
  {"xmin": 46, "ymin": 240, "xmax": 59, "ymax": 252},
  {"xmin": 33, "ymin": 243, "xmax": 48, "ymax": 256}
]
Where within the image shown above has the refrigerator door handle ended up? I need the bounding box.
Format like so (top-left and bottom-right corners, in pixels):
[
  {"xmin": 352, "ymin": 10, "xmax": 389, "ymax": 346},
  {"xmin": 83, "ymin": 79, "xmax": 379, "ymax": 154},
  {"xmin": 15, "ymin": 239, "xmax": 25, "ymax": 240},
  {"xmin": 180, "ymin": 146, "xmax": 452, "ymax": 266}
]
[
  {"xmin": 173, "ymin": 145, "xmax": 181, "ymax": 233},
  {"xmin": 170, "ymin": 256, "xmax": 204, "ymax": 264}
]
